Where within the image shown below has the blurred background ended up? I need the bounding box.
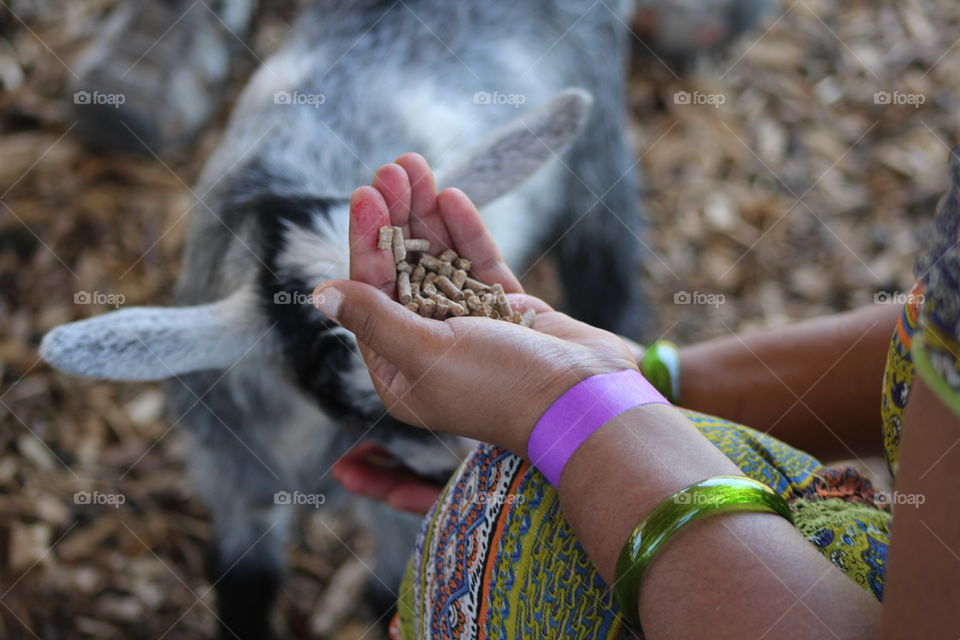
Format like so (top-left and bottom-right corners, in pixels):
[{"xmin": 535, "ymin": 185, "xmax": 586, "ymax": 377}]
[{"xmin": 0, "ymin": 0, "xmax": 958, "ymax": 637}]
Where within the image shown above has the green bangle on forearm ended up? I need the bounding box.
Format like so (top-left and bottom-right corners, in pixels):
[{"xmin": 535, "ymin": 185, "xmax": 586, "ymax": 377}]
[
  {"xmin": 640, "ymin": 340, "xmax": 680, "ymax": 403},
  {"xmin": 613, "ymin": 475, "xmax": 795, "ymax": 629}
]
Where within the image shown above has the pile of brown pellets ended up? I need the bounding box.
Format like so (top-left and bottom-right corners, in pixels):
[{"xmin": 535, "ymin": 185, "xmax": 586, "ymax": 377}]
[{"xmin": 378, "ymin": 226, "xmax": 536, "ymax": 327}]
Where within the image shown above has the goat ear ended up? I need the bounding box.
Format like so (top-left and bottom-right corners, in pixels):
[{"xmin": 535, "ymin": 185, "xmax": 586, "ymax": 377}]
[
  {"xmin": 436, "ymin": 87, "xmax": 593, "ymax": 208},
  {"xmin": 40, "ymin": 290, "xmax": 264, "ymax": 381}
]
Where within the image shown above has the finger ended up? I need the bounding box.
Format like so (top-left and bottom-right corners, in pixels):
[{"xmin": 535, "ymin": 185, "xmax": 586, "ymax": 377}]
[
  {"xmin": 394, "ymin": 153, "xmax": 436, "ymax": 219},
  {"xmin": 438, "ymin": 187, "xmax": 523, "ymax": 292},
  {"xmin": 504, "ymin": 293, "xmax": 553, "ymax": 314},
  {"xmin": 313, "ymin": 279, "xmax": 451, "ymax": 365},
  {"xmin": 372, "ymin": 163, "xmax": 411, "ymax": 230},
  {"xmin": 523, "ymin": 309, "xmax": 617, "ymax": 346},
  {"xmin": 348, "ymin": 186, "xmax": 395, "ymax": 296},
  {"xmin": 395, "ymin": 152, "xmax": 452, "ymax": 250}
]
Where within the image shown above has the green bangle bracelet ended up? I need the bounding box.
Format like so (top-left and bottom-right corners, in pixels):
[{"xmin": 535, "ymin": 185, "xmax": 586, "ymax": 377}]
[
  {"xmin": 613, "ymin": 475, "xmax": 794, "ymax": 629},
  {"xmin": 640, "ymin": 340, "xmax": 680, "ymax": 404}
]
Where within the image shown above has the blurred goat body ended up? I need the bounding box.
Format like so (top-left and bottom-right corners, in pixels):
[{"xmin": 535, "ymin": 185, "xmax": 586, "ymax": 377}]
[{"xmin": 42, "ymin": 1, "xmax": 646, "ymax": 636}]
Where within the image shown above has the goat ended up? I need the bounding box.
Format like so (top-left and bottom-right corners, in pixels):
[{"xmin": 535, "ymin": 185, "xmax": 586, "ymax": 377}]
[{"xmin": 41, "ymin": 1, "xmax": 649, "ymax": 636}]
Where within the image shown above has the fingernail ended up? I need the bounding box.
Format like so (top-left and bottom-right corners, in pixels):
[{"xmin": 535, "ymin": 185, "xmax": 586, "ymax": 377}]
[{"xmin": 314, "ymin": 285, "xmax": 342, "ymax": 321}]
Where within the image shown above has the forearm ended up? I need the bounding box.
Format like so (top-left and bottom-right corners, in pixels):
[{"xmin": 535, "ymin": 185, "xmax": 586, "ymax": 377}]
[
  {"xmin": 559, "ymin": 405, "xmax": 880, "ymax": 639},
  {"xmin": 677, "ymin": 304, "xmax": 897, "ymax": 459},
  {"xmin": 881, "ymin": 380, "xmax": 960, "ymax": 638}
]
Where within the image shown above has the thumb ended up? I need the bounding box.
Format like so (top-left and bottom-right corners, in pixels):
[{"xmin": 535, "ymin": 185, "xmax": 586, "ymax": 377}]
[
  {"xmin": 504, "ymin": 293, "xmax": 554, "ymax": 315},
  {"xmin": 313, "ymin": 280, "xmax": 449, "ymax": 363}
]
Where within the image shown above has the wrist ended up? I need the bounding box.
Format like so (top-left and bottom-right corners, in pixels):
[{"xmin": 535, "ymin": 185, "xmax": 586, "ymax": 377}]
[
  {"xmin": 524, "ymin": 368, "xmax": 667, "ymax": 484},
  {"xmin": 513, "ymin": 360, "xmax": 638, "ymax": 458}
]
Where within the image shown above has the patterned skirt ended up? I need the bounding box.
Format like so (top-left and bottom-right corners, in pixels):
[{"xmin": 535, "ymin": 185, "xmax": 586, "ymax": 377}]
[{"xmin": 390, "ymin": 411, "xmax": 891, "ymax": 640}]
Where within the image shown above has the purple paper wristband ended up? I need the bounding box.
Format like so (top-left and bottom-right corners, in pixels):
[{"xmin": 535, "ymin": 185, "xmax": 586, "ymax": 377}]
[{"xmin": 526, "ymin": 369, "xmax": 670, "ymax": 486}]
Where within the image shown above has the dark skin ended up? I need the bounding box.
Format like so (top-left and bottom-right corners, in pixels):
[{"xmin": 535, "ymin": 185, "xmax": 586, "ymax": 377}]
[
  {"xmin": 882, "ymin": 378, "xmax": 960, "ymax": 639},
  {"xmin": 335, "ymin": 294, "xmax": 900, "ymax": 512},
  {"xmin": 678, "ymin": 304, "xmax": 898, "ymax": 461}
]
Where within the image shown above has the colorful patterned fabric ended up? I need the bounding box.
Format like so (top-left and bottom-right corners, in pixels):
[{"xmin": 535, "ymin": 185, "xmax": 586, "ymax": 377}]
[
  {"xmin": 789, "ymin": 467, "xmax": 891, "ymax": 601},
  {"xmin": 912, "ymin": 150, "xmax": 960, "ymax": 417},
  {"xmin": 391, "ymin": 412, "xmax": 892, "ymax": 640},
  {"xmin": 880, "ymin": 281, "xmax": 924, "ymax": 476}
]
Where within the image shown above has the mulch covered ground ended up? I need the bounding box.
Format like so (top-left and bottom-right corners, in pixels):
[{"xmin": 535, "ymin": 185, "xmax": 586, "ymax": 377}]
[{"xmin": 1, "ymin": 0, "xmax": 958, "ymax": 637}]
